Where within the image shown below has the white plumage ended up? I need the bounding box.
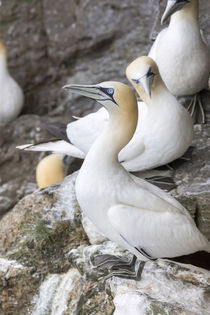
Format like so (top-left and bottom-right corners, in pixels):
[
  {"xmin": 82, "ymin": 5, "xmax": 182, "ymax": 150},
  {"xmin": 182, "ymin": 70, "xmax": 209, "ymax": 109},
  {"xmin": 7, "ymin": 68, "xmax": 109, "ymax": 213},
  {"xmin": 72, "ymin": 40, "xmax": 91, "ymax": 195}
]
[
  {"xmin": 0, "ymin": 38, "xmax": 24, "ymax": 124},
  {"xmin": 148, "ymin": 0, "xmax": 209, "ymax": 97},
  {"xmin": 63, "ymin": 80, "xmax": 210, "ymax": 265},
  {"xmin": 17, "ymin": 57, "xmax": 193, "ymax": 172}
]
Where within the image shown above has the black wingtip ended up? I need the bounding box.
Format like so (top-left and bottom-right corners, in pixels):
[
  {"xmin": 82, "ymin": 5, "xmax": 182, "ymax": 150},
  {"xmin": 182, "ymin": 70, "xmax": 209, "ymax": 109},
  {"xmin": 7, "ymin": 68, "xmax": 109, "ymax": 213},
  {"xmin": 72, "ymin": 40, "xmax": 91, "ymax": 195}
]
[
  {"xmin": 44, "ymin": 122, "xmax": 70, "ymax": 143},
  {"xmin": 167, "ymin": 251, "xmax": 210, "ymax": 271},
  {"xmin": 146, "ymin": 176, "xmax": 176, "ymax": 192}
]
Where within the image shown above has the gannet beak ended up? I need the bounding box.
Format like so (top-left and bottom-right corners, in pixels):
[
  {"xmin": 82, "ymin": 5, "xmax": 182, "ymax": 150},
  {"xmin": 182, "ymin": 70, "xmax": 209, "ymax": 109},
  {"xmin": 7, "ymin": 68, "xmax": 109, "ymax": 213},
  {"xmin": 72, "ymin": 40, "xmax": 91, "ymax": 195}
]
[
  {"xmin": 132, "ymin": 71, "xmax": 154, "ymax": 98},
  {"xmin": 63, "ymin": 83, "xmax": 117, "ymax": 104},
  {"xmin": 140, "ymin": 75, "xmax": 153, "ymax": 98},
  {"xmin": 63, "ymin": 84, "xmax": 102, "ymax": 100},
  {"xmin": 161, "ymin": 0, "xmax": 189, "ymax": 24}
]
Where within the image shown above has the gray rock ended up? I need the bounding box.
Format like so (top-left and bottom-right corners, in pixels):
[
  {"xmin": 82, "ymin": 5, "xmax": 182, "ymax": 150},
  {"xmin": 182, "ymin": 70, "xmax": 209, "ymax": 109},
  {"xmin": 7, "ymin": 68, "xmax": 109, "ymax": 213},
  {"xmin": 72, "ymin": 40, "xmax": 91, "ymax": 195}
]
[
  {"xmin": 0, "ymin": 170, "xmax": 209, "ymax": 314},
  {"xmin": 0, "ymin": 0, "xmax": 209, "ymax": 218},
  {"xmin": 32, "ymin": 269, "xmax": 83, "ymax": 315},
  {"xmin": 0, "ymin": 172, "xmax": 89, "ymax": 315},
  {"xmin": 68, "ymin": 242, "xmax": 210, "ymax": 315},
  {"xmin": 174, "ymin": 124, "xmax": 210, "ymax": 239},
  {"xmin": 81, "ymin": 214, "xmax": 108, "ymax": 245}
]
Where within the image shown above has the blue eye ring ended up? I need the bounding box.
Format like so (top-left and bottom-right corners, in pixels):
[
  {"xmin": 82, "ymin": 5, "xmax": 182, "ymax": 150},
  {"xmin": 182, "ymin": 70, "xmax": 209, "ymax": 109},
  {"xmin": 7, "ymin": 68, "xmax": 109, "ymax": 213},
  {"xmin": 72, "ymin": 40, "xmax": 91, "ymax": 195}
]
[{"xmin": 106, "ymin": 88, "xmax": 114, "ymax": 95}]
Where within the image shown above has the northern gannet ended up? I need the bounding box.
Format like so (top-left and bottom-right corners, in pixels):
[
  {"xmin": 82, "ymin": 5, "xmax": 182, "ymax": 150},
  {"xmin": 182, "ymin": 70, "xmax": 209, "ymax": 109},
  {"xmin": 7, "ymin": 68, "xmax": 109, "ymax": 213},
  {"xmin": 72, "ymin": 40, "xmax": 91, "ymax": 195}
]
[
  {"xmin": 119, "ymin": 56, "xmax": 193, "ymax": 171},
  {"xmin": 36, "ymin": 154, "xmax": 70, "ymax": 189},
  {"xmin": 149, "ymin": 0, "xmax": 210, "ymax": 124},
  {"xmin": 17, "ymin": 57, "xmax": 193, "ymax": 174},
  {"xmin": 0, "ymin": 38, "xmax": 24, "ymax": 124},
  {"xmin": 64, "ymin": 80, "xmax": 210, "ymax": 279}
]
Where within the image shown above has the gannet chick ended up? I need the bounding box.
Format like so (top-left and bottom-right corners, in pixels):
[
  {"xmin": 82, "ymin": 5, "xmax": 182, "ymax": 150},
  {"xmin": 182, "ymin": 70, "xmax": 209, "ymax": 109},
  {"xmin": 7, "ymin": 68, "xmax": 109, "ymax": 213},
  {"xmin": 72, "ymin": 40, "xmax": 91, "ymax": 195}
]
[
  {"xmin": 17, "ymin": 57, "xmax": 193, "ymax": 174},
  {"xmin": 149, "ymin": 0, "xmax": 210, "ymax": 124},
  {"xmin": 64, "ymin": 81, "xmax": 210, "ymax": 279},
  {"xmin": 36, "ymin": 154, "xmax": 69, "ymax": 189},
  {"xmin": 0, "ymin": 38, "xmax": 24, "ymax": 124}
]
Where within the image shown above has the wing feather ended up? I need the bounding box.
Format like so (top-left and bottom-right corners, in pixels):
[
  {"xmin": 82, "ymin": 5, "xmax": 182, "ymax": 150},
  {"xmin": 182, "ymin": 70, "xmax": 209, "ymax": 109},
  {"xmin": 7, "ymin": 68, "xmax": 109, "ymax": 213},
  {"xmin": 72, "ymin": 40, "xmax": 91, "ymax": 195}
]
[
  {"xmin": 17, "ymin": 140, "xmax": 85, "ymax": 158},
  {"xmin": 67, "ymin": 107, "xmax": 108, "ymax": 154},
  {"xmin": 108, "ymin": 204, "xmax": 209, "ymax": 259}
]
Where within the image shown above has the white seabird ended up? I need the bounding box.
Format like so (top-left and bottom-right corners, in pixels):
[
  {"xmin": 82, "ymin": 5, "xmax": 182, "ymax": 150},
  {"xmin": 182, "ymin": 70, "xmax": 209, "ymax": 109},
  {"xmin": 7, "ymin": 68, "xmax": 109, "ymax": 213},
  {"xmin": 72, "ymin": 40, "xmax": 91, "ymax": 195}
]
[
  {"xmin": 64, "ymin": 80, "xmax": 210, "ymax": 279},
  {"xmin": 148, "ymin": 0, "xmax": 210, "ymax": 123},
  {"xmin": 17, "ymin": 57, "xmax": 193, "ymax": 173},
  {"xmin": 0, "ymin": 38, "xmax": 24, "ymax": 124}
]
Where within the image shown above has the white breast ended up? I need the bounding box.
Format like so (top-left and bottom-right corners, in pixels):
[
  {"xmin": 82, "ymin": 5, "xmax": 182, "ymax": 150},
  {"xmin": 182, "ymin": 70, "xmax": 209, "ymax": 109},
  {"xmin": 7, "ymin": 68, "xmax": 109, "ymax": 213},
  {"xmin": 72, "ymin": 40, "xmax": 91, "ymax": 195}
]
[
  {"xmin": 149, "ymin": 22, "xmax": 210, "ymax": 96},
  {"xmin": 0, "ymin": 73, "xmax": 24, "ymax": 124}
]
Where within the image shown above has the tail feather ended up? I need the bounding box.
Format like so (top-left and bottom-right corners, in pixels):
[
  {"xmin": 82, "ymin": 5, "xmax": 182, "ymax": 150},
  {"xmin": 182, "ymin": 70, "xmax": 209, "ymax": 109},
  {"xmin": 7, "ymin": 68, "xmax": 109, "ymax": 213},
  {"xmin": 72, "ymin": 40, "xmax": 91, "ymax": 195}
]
[
  {"xmin": 167, "ymin": 251, "xmax": 210, "ymax": 271},
  {"xmin": 16, "ymin": 140, "xmax": 85, "ymax": 159}
]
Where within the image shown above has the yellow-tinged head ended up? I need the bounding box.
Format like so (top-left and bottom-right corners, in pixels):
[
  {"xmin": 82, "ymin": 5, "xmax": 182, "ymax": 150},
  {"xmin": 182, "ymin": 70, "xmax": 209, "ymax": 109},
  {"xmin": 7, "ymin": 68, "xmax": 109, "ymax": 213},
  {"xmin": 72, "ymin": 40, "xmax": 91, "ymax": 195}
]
[
  {"xmin": 63, "ymin": 81, "xmax": 138, "ymax": 154},
  {"xmin": 63, "ymin": 81, "xmax": 138, "ymax": 119},
  {"xmin": 161, "ymin": 0, "xmax": 199, "ymax": 24},
  {"xmin": 126, "ymin": 56, "xmax": 160, "ymax": 104},
  {"xmin": 36, "ymin": 154, "xmax": 67, "ymax": 189},
  {"xmin": 0, "ymin": 38, "xmax": 7, "ymax": 58}
]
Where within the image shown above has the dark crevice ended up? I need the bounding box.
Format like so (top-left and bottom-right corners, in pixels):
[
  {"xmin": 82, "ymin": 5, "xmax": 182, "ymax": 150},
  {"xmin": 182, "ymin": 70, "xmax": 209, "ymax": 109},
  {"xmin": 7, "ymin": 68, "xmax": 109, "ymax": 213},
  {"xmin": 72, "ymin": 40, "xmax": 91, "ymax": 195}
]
[
  {"xmin": 39, "ymin": 0, "xmax": 50, "ymax": 62},
  {"xmin": 194, "ymin": 200, "xmax": 200, "ymax": 228}
]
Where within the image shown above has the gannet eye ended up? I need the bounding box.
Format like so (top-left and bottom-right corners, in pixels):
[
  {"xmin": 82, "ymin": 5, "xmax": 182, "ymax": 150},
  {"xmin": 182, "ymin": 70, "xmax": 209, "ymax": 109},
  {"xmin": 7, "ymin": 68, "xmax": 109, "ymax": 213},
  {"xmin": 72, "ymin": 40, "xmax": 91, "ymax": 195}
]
[
  {"xmin": 106, "ymin": 88, "xmax": 114, "ymax": 95},
  {"xmin": 147, "ymin": 67, "xmax": 155, "ymax": 77},
  {"xmin": 131, "ymin": 79, "xmax": 140, "ymax": 84}
]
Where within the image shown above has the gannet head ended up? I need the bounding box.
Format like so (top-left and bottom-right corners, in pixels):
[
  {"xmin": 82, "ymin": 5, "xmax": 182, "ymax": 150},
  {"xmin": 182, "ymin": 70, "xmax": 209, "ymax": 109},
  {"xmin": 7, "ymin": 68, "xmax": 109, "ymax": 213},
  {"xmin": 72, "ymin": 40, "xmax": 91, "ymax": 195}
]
[
  {"xmin": 36, "ymin": 154, "xmax": 67, "ymax": 189},
  {"xmin": 64, "ymin": 82, "xmax": 138, "ymax": 154},
  {"xmin": 126, "ymin": 56, "xmax": 159, "ymax": 103},
  {"xmin": 0, "ymin": 38, "xmax": 7, "ymax": 59},
  {"xmin": 161, "ymin": 0, "xmax": 197, "ymax": 24},
  {"xmin": 63, "ymin": 81, "xmax": 137, "ymax": 116}
]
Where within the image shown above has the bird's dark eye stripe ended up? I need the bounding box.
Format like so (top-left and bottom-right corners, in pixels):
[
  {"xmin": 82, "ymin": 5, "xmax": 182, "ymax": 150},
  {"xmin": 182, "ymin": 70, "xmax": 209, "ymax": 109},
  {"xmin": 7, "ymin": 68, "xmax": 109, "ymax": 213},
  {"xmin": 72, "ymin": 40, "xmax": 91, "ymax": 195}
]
[
  {"xmin": 131, "ymin": 68, "xmax": 155, "ymax": 84},
  {"xmin": 175, "ymin": 0, "xmax": 189, "ymax": 3},
  {"xmin": 99, "ymin": 87, "xmax": 114, "ymax": 96},
  {"xmin": 147, "ymin": 67, "xmax": 154, "ymax": 77},
  {"xmin": 98, "ymin": 87, "xmax": 118, "ymax": 105},
  {"xmin": 132, "ymin": 78, "xmax": 140, "ymax": 84}
]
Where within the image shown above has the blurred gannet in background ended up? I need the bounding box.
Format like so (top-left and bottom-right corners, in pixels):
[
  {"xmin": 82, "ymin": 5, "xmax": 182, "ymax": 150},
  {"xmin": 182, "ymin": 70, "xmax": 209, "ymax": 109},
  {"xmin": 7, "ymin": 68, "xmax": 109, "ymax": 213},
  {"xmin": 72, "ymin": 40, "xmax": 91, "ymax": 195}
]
[
  {"xmin": 17, "ymin": 57, "xmax": 193, "ymax": 175},
  {"xmin": 63, "ymin": 81, "xmax": 210, "ymax": 279},
  {"xmin": 36, "ymin": 154, "xmax": 70, "ymax": 189},
  {"xmin": 0, "ymin": 38, "xmax": 24, "ymax": 124},
  {"xmin": 149, "ymin": 0, "xmax": 210, "ymax": 124}
]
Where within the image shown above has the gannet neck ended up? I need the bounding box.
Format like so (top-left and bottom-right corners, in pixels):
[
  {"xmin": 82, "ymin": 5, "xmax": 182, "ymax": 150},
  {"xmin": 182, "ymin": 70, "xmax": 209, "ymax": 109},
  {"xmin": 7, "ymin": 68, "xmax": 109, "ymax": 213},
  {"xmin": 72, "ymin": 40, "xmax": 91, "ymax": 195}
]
[
  {"xmin": 0, "ymin": 39, "xmax": 7, "ymax": 58},
  {"xmin": 86, "ymin": 106, "xmax": 138, "ymax": 163},
  {"xmin": 0, "ymin": 39, "xmax": 7, "ymax": 75},
  {"xmin": 0, "ymin": 54, "xmax": 8, "ymax": 78},
  {"xmin": 152, "ymin": 76, "xmax": 169, "ymax": 99},
  {"xmin": 170, "ymin": 0, "xmax": 199, "ymax": 26}
]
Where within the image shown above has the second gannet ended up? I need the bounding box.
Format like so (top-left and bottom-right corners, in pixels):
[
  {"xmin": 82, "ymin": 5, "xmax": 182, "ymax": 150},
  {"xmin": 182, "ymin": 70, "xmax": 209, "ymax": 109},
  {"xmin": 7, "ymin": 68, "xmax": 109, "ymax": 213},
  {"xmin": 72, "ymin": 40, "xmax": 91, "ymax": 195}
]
[
  {"xmin": 0, "ymin": 38, "xmax": 24, "ymax": 124},
  {"xmin": 64, "ymin": 81, "xmax": 210, "ymax": 279},
  {"xmin": 148, "ymin": 0, "xmax": 210, "ymax": 124},
  {"xmin": 17, "ymin": 57, "xmax": 193, "ymax": 174},
  {"xmin": 119, "ymin": 56, "xmax": 193, "ymax": 171},
  {"xmin": 36, "ymin": 154, "xmax": 70, "ymax": 189}
]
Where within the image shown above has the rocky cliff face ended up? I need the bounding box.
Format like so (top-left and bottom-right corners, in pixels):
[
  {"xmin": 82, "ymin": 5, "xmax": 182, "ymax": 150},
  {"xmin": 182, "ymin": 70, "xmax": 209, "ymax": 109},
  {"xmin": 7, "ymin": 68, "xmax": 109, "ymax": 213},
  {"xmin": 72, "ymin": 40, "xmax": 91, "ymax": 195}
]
[
  {"xmin": 0, "ymin": 173, "xmax": 210, "ymax": 315},
  {"xmin": 0, "ymin": 0, "xmax": 210, "ymax": 314}
]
